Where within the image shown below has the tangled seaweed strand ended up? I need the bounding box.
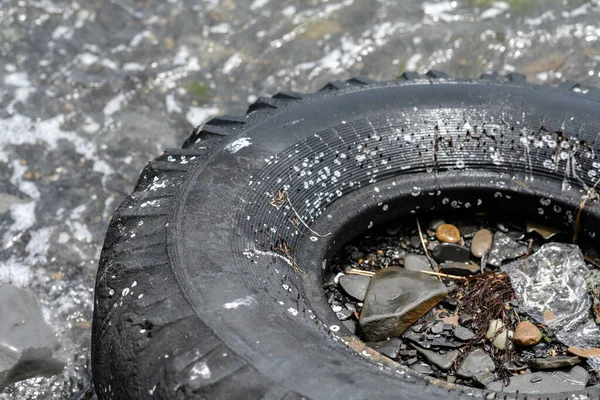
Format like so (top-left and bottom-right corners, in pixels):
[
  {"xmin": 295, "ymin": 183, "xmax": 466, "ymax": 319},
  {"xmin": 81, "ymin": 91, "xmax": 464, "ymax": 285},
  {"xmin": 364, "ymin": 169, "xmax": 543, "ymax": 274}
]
[{"xmin": 457, "ymin": 272, "xmax": 516, "ymax": 381}]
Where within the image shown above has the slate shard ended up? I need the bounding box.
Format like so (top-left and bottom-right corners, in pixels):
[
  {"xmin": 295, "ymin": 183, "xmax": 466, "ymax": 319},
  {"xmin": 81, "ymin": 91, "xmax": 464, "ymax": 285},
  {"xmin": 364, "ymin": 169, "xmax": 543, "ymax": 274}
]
[{"xmin": 0, "ymin": 284, "xmax": 65, "ymax": 391}]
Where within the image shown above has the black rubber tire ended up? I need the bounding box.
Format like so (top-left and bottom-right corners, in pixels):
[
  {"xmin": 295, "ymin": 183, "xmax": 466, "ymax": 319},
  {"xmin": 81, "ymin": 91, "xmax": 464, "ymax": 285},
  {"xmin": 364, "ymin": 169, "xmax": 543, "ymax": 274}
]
[{"xmin": 92, "ymin": 72, "xmax": 600, "ymax": 400}]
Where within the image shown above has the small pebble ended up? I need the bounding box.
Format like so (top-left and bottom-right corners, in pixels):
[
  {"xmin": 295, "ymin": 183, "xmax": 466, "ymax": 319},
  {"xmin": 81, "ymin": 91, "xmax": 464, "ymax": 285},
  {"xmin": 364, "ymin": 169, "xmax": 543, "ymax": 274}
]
[
  {"xmin": 410, "ymin": 236, "xmax": 422, "ymax": 248},
  {"xmin": 436, "ymin": 224, "xmax": 461, "ymax": 244},
  {"xmin": 530, "ymin": 376, "xmax": 543, "ymax": 383},
  {"xmin": 412, "ymin": 363, "xmax": 433, "ymax": 375},
  {"xmin": 513, "ymin": 321, "xmax": 542, "ymax": 347},
  {"xmin": 471, "ymin": 229, "xmax": 492, "ymax": 258},
  {"xmin": 486, "ymin": 319, "xmax": 504, "ymax": 340}
]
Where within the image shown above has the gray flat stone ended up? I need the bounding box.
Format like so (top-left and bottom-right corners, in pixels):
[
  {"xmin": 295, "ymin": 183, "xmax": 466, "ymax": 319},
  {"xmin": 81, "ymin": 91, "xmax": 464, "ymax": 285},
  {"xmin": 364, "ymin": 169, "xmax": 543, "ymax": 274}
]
[
  {"xmin": 403, "ymin": 254, "xmax": 432, "ymax": 272},
  {"xmin": 456, "ymin": 349, "xmax": 495, "ymax": 379},
  {"xmin": 338, "ymin": 274, "xmax": 370, "ymax": 301},
  {"xmin": 0, "ymin": 284, "xmax": 65, "ymax": 390},
  {"xmin": 486, "ymin": 366, "xmax": 588, "ymax": 394},
  {"xmin": 403, "ymin": 329, "xmax": 460, "ymax": 349},
  {"xmin": 359, "ymin": 267, "xmax": 447, "ymax": 342},
  {"xmin": 341, "ymin": 319, "xmax": 357, "ymax": 334},
  {"xmin": 431, "ymin": 243, "xmax": 471, "ymax": 263},
  {"xmin": 412, "ymin": 344, "xmax": 458, "ymax": 371},
  {"xmin": 454, "ymin": 326, "xmax": 475, "ymax": 341},
  {"xmin": 488, "ymin": 232, "xmax": 527, "ymax": 267},
  {"xmin": 529, "ymin": 356, "xmax": 580, "ymax": 370},
  {"xmin": 366, "ymin": 338, "xmax": 402, "ymax": 359},
  {"xmin": 335, "ymin": 308, "xmax": 354, "ymax": 321},
  {"xmin": 412, "ymin": 363, "xmax": 433, "ymax": 375}
]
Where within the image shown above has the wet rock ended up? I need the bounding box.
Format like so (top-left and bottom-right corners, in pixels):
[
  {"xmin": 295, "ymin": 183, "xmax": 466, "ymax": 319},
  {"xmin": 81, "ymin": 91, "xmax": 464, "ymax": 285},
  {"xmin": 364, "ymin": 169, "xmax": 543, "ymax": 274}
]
[
  {"xmin": 459, "ymin": 225, "xmax": 478, "ymax": 238},
  {"xmin": 441, "ymin": 297, "xmax": 458, "ymax": 310},
  {"xmin": 486, "ymin": 366, "xmax": 588, "ymax": 394},
  {"xmin": 526, "ymin": 221, "xmax": 560, "ymax": 240},
  {"xmin": 513, "ymin": 321, "xmax": 541, "ymax": 347},
  {"xmin": 341, "ymin": 319, "xmax": 357, "ymax": 334},
  {"xmin": 493, "ymin": 330, "xmax": 512, "ymax": 351},
  {"xmin": 454, "ymin": 326, "xmax": 475, "ymax": 341},
  {"xmin": 412, "ymin": 363, "xmax": 433, "ymax": 375},
  {"xmin": 428, "ymin": 218, "xmax": 445, "ymax": 231},
  {"xmin": 409, "ymin": 236, "xmax": 422, "ymax": 248},
  {"xmin": 350, "ymin": 250, "xmax": 364, "ymax": 261},
  {"xmin": 407, "ymin": 357, "xmax": 418, "ymax": 365},
  {"xmin": 431, "ymin": 243, "xmax": 470, "ymax": 263},
  {"xmin": 529, "ymin": 356, "xmax": 580, "ymax": 370},
  {"xmin": 403, "ymin": 254, "xmax": 432, "ymax": 272},
  {"xmin": 359, "ymin": 267, "xmax": 447, "ymax": 341},
  {"xmin": 339, "ymin": 274, "xmax": 370, "ymax": 301},
  {"xmin": 430, "ymin": 321, "xmax": 445, "ymax": 334},
  {"xmin": 403, "ymin": 329, "xmax": 460, "ymax": 349},
  {"xmin": 475, "ymin": 371, "xmax": 496, "ymax": 386},
  {"xmin": 506, "ymin": 230, "xmax": 525, "ymax": 241},
  {"xmin": 0, "ymin": 284, "xmax": 65, "ymax": 390},
  {"xmin": 486, "ymin": 319, "xmax": 504, "ymax": 339},
  {"xmin": 436, "ymin": 224, "xmax": 461, "ymax": 244},
  {"xmin": 459, "ymin": 313, "xmax": 473, "ymax": 325},
  {"xmin": 412, "ymin": 344, "xmax": 459, "ymax": 371},
  {"xmin": 486, "ymin": 319, "xmax": 512, "ymax": 350},
  {"xmin": 335, "ymin": 309, "xmax": 354, "ymax": 321},
  {"xmin": 471, "ymin": 229, "xmax": 492, "ymax": 258},
  {"xmin": 456, "ymin": 349, "xmax": 495, "ymax": 379},
  {"xmin": 427, "ymin": 240, "xmax": 439, "ymax": 251},
  {"xmin": 585, "ymin": 269, "xmax": 600, "ymax": 326},
  {"xmin": 488, "ymin": 232, "xmax": 527, "ymax": 267},
  {"xmin": 440, "ymin": 262, "xmax": 479, "ymax": 276},
  {"xmin": 399, "ymin": 349, "xmax": 417, "ymax": 357},
  {"xmin": 366, "ymin": 338, "xmax": 402, "ymax": 359}
]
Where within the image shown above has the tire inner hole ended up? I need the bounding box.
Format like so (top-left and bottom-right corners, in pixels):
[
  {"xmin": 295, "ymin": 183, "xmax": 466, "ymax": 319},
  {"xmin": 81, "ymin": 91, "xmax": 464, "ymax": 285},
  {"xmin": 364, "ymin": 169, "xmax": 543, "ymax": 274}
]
[{"xmin": 323, "ymin": 204, "xmax": 600, "ymax": 395}]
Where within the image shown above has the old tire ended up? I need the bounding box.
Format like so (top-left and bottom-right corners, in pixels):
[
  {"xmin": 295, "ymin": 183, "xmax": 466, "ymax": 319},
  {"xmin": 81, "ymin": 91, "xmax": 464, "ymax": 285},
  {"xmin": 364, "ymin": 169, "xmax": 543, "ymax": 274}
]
[{"xmin": 93, "ymin": 72, "xmax": 600, "ymax": 400}]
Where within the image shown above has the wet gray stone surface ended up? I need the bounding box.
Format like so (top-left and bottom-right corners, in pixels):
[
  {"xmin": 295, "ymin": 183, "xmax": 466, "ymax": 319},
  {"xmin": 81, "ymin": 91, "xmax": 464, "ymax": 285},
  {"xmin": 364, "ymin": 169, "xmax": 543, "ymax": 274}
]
[
  {"xmin": 403, "ymin": 254, "xmax": 432, "ymax": 272},
  {"xmin": 529, "ymin": 356, "xmax": 581, "ymax": 370},
  {"xmin": 486, "ymin": 365, "xmax": 589, "ymax": 394},
  {"xmin": 360, "ymin": 267, "xmax": 447, "ymax": 341},
  {"xmin": 2, "ymin": 0, "xmax": 600, "ymax": 398},
  {"xmin": 412, "ymin": 344, "xmax": 458, "ymax": 371},
  {"xmin": 0, "ymin": 285, "xmax": 65, "ymax": 391},
  {"xmin": 339, "ymin": 274, "xmax": 370, "ymax": 301},
  {"xmin": 456, "ymin": 349, "xmax": 495, "ymax": 379},
  {"xmin": 366, "ymin": 338, "xmax": 402, "ymax": 359}
]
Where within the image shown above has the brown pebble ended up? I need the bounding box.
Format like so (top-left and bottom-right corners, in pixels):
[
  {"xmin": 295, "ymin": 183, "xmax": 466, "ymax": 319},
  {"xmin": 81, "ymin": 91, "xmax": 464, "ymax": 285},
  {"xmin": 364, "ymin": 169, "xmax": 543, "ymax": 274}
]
[
  {"xmin": 513, "ymin": 321, "xmax": 542, "ymax": 347},
  {"xmin": 436, "ymin": 224, "xmax": 461, "ymax": 244},
  {"xmin": 471, "ymin": 229, "xmax": 492, "ymax": 258}
]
